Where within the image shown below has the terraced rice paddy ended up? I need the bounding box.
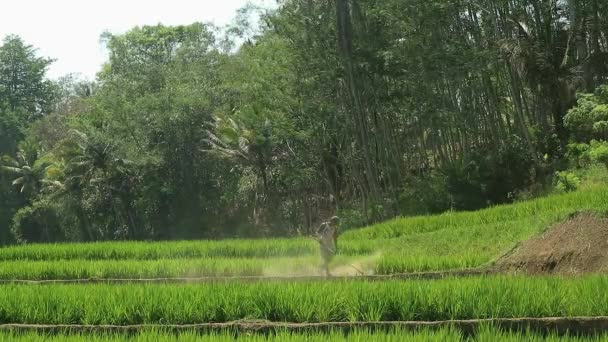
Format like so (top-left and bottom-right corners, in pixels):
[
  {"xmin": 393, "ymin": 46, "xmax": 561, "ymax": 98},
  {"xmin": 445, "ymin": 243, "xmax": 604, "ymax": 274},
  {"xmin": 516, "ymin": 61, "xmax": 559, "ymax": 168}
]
[
  {"xmin": 1, "ymin": 186, "xmax": 608, "ymax": 340},
  {"xmin": 1, "ymin": 276, "xmax": 608, "ymax": 324}
]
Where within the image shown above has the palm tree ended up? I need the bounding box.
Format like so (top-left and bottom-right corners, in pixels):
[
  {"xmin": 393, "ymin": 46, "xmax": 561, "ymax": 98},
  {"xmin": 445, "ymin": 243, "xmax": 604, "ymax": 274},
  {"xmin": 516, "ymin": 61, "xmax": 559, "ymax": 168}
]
[
  {"xmin": 64, "ymin": 130, "xmax": 140, "ymax": 239},
  {"xmin": 204, "ymin": 111, "xmax": 273, "ymax": 195},
  {"xmin": 204, "ymin": 109, "xmax": 274, "ymax": 226},
  {"xmin": 65, "ymin": 130, "xmax": 116, "ymax": 185},
  {"xmin": 1, "ymin": 149, "xmax": 50, "ymax": 200}
]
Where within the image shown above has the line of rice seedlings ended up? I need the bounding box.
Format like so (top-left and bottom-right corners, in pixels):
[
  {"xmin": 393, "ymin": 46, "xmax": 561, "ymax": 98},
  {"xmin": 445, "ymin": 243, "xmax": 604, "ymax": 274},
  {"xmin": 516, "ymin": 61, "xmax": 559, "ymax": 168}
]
[
  {"xmin": 0, "ymin": 327, "xmax": 606, "ymax": 342},
  {"xmin": 0, "ymin": 328, "xmax": 462, "ymax": 342},
  {"xmin": 0, "ymin": 245, "xmax": 492, "ymax": 280},
  {"xmin": 0, "ymin": 276, "xmax": 607, "ymax": 325},
  {"xmin": 0, "ymin": 238, "xmax": 378, "ymax": 262},
  {"xmin": 0, "ymin": 255, "xmax": 376, "ymax": 280},
  {"xmin": 374, "ymin": 253, "xmax": 487, "ymax": 274},
  {"xmin": 0, "ymin": 239, "xmax": 316, "ymax": 261}
]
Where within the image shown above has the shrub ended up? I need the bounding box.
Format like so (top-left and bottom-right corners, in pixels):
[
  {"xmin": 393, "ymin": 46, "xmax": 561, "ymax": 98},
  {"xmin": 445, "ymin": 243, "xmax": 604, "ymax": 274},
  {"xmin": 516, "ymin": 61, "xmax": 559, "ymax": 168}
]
[
  {"xmin": 336, "ymin": 208, "xmax": 368, "ymax": 230},
  {"xmin": 564, "ymin": 85, "xmax": 608, "ymax": 142},
  {"xmin": 554, "ymin": 171, "xmax": 580, "ymax": 193},
  {"xmin": 589, "ymin": 140, "xmax": 608, "ymax": 169},
  {"xmin": 443, "ymin": 135, "xmax": 536, "ymax": 210},
  {"xmin": 11, "ymin": 198, "xmax": 65, "ymax": 243},
  {"xmin": 565, "ymin": 143, "xmax": 592, "ymax": 169},
  {"xmin": 399, "ymin": 173, "xmax": 452, "ymax": 216},
  {"xmin": 398, "ymin": 136, "xmax": 537, "ymax": 215}
]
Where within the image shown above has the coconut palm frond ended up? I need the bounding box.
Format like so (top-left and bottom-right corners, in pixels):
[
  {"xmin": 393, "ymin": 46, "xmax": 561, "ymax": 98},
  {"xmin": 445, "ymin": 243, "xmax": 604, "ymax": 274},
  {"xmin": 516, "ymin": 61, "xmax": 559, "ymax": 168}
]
[
  {"xmin": 239, "ymin": 136, "xmax": 251, "ymax": 154},
  {"xmin": 12, "ymin": 177, "xmax": 26, "ymax": 186},
  {"xmin": 205, "ymin": 130, "xmax": 229, "ymax": 147},
  {"xmin": 1, "ymin": 165, "xmax": 25, "ymax": 175}
]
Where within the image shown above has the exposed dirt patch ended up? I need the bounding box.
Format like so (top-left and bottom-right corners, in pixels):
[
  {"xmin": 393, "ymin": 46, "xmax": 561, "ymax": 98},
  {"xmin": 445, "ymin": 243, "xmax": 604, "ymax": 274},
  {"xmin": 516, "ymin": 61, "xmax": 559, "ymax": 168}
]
[{"xmin": 494, "ymin": 212, "xmax": 608, "ymax": 275}]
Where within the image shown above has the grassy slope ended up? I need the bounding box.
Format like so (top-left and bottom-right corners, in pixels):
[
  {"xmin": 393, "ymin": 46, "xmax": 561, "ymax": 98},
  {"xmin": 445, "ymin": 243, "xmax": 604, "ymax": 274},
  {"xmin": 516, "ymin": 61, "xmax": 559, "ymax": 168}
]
[{"xmin": 363, "ymin": 185, "xmax": 608, "ymax": 272}]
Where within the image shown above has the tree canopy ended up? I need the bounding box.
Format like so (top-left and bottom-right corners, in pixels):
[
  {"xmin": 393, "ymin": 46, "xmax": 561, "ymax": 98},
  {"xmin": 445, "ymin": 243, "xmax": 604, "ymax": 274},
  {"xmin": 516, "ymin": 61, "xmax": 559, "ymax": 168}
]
[{"xmin": 1, "ymin": 0, "xmax": 607, "ymax": 243}]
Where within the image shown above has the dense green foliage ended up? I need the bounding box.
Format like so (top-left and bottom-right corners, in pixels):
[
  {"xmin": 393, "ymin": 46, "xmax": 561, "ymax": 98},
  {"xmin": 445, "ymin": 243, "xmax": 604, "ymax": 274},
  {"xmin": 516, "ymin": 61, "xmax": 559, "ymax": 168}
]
[
  {"xmin": 1, "ymin": 0, "xmax": 608, "ymax": 242},
  {"xmin": 0, "ymin": 35, "xmax": 57, "ymax": 244},
  {"xmin": 565, "ymin": 85, "xmax": 608, "ymax": 141}
]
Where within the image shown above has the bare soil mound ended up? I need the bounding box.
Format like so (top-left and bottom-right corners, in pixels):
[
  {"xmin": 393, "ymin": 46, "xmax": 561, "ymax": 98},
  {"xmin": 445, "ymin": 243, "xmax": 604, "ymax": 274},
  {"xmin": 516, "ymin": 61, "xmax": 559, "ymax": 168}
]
[{"xmin": 494, "ymin": 212, "xmax": 608, "ymax": 275}]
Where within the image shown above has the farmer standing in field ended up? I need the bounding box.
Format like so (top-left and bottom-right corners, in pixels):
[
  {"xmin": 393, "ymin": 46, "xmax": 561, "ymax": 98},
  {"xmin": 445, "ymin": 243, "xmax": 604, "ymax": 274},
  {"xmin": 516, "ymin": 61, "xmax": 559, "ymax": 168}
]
[{"xmin": 315, "ymin": 216, "xmax": 339, "ymax": 277}]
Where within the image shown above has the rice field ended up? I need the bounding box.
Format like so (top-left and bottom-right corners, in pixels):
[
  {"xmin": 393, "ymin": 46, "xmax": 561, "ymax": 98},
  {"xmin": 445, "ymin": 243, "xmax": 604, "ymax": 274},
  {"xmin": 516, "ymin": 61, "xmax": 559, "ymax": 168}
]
[
  {"xmin": 0, "ymin": 276, "xmax": 607, "ymax": 324},
  {"xmin": 1, "ymin": 185, "xmax": 608, "ymax": 340},
  {"xmin": 0, "ymin": 186, "xmax": 606, "ymax": 280}
]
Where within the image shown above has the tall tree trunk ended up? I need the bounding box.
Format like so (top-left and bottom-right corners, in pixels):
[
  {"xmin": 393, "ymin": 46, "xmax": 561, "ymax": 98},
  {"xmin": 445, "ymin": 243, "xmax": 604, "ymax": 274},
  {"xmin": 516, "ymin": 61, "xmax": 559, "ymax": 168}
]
[{"xmin": 335, "ymin": 0, "xmax": 383, "ymax": 211}]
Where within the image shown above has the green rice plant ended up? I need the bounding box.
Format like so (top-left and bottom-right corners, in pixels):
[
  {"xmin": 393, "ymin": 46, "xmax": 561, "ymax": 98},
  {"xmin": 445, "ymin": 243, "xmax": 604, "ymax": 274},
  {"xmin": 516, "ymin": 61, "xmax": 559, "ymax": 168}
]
[
  {"xmin": 0, "ymin": 256, "xmax": 348, "ymax": 280},
  {"xmin": 0, "ymin": 246, "xmax": 496, "ymax": 280},
  {"xmin": 0, "ymin": 253, "xmax": 385, "ymax": 280},
  {"xmin": 0, "ymin": 238, "xmax": 379, "ymax": 262},
  {"xmin": 0, "ymin": 239, "xmax": 317, "ymax": 261},
  {"xmin": 0, "ymin": 327, "xmax": 605, "ymax": 341},
  {"xmin": 0, "ymin": 329, "xmax": 463, "ymax": 342},
  {"xmin": 0, "ymin": 276, "xmax": 607, "ymax": 325},
  {"xmin": 375, "ymin": 253, "xmax": 487, "ymax": 274}
]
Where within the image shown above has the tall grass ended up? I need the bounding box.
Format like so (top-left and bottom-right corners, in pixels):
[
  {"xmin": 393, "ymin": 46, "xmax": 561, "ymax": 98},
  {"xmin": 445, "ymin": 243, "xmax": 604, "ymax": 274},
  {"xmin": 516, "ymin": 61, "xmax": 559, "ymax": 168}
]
[{"xmin": 0, "ymin": 276, "xmax": 607, "ymax": 324}]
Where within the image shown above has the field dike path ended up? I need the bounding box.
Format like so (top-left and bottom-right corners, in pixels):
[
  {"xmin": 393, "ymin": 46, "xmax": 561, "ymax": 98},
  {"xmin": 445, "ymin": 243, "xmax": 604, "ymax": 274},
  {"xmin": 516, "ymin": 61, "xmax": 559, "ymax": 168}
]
[
  {"xmin": 0, "ymin": 269, "xmax": 488, "ymax": 284},
  {"xmin": 2, "ymin": 317, "xmax": 608, "ymax": 336}
]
